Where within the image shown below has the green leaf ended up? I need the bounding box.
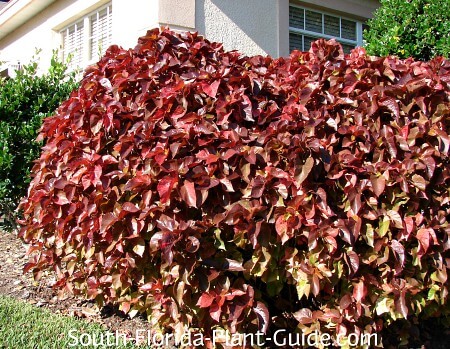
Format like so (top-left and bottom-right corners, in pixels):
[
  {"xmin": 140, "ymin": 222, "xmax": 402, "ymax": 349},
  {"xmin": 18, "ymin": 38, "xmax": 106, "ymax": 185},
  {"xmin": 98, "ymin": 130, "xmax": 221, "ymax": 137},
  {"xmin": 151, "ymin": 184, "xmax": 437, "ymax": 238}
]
[
  {"xmin": 379, "ymin": 215, "xmax": 390, "ymax": 237},
  {"xmin": 375, "ymin": 296, "xmax": 394, "ymax": 316}
]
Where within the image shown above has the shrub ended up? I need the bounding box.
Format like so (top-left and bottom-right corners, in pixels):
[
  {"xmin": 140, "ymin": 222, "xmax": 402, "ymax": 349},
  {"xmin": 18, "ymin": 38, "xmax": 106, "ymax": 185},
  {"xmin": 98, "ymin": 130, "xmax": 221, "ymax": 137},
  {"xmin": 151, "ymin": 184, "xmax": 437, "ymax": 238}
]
[
  {"xmin": 364, "ymin": 0, "xmax": 450, "ymax": 60},
  {"xmin": 19, "ymin": 29, "xmax": 450, "ymax": 347},
  {"xmin": 0, "ymin": 52, "xmax": 78, "ymax": 230}
]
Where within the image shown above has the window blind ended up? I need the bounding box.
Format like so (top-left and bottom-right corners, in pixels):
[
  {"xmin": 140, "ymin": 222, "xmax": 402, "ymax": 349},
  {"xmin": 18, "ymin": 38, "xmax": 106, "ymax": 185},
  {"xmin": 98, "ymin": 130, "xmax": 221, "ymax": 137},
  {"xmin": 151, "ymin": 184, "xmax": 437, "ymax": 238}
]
[
  {"xmin": 341, "ymin": 19, "xmax": 357, "ymax": 41},
  {"xmin": 289, "ymin": 6, "xmax": 304, "ymax": 30},
  {"xmin": 89, "ymin": 5, "xmax": 113, "ymax": 61},
  {"xmin": 289, "ymin": 4, "xmax": 362, "ymax": 53},
  {"xmin": 62, "ymin": 20, "xmax": 85, "ymax": 69},
  {"xmin": 60, "ymin": 3, "xmax": 112, "ymax": 70},
  {"xmin": 324, "ymin": 15, "xmax": 340, "ymax": 37},
  {"xmin": 305, "ymin": 10, "xmax": 322, "ymax": 33}
]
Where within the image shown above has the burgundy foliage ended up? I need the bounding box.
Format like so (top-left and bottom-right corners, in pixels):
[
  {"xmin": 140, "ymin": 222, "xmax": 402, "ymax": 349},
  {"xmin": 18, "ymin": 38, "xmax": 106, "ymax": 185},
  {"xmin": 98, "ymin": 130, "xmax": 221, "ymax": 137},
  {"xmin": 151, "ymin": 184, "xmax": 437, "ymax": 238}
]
[{"xmin": 19, "ymin": 28, "xmax": 450, "ymax": 345}]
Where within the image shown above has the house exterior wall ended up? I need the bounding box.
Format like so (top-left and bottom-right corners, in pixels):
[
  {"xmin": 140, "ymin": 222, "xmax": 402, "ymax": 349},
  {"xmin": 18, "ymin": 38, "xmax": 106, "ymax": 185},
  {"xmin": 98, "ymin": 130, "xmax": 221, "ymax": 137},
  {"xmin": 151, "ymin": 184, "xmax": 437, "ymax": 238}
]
[
  {"xmin": 0, "ymin": 0, "xmax": 160, "ymax": 71},
  {"xmin": 159, "ymin": 0, "xmax": 195, "ymax": 31},
  {"xmin": 113, "ymin": 0, "xmax": 159, "ymax": 51},
  {"xmin": 0, "ymin": 0, "xmax": 379, "ymax": 73},
  {"xmin": 196, "ymin": 0, "xmax": 287, "ymax": 58},
  {"xmin": 0, "ymin": 0, "xmax": 113, "ymax": 71},
  {"xmin": 195, "ymin": 0, "xmax": 378, "ymax": 58}
]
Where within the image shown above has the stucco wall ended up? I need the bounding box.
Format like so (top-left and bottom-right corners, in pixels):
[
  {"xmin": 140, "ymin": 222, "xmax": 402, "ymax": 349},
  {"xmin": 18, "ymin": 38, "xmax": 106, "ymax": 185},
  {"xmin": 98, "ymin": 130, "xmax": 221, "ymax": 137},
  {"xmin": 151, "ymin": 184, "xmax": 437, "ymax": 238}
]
[
  {"xmin": 0, "ymin": 0, "xmax": 380, "ymax": 71},
  {"xmin": 196, "ymin": 0, "xmax": 287, "ymax": 58},
  {"xmin": 159, "ymin": 0, "xmax": 195, "ymax": 30},
  {"xmin": 195, "ymin": 0, "xmax": 377, "ymax": 58}
]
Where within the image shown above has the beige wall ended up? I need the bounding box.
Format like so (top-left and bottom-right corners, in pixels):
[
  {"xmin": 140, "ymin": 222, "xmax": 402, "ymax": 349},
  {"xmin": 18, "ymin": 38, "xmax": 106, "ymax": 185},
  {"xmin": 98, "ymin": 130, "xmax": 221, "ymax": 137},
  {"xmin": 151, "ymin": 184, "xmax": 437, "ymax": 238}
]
[
  {"xmin": 0, "ymin": 0, "xmax": 380, "ymax": 71},
  {"xmin": 194, "ymin": 0, "xmax": 378, "ymax": 58},
  {"xmin": 196, "ymin": 0, "xmax": 288, "ymax": 57},
  {"xmin": 159, "ymin": 0, "xmax": 195, "ymax": 31}
]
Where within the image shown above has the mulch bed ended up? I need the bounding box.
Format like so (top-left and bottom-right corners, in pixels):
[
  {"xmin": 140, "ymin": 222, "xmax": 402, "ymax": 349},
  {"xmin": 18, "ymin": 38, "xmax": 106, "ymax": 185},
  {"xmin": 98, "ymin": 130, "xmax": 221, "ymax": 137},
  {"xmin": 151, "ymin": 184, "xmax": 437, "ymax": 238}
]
[{"xmin": 0, "ymin": 231, "xmax": 155, "ymax": 346}]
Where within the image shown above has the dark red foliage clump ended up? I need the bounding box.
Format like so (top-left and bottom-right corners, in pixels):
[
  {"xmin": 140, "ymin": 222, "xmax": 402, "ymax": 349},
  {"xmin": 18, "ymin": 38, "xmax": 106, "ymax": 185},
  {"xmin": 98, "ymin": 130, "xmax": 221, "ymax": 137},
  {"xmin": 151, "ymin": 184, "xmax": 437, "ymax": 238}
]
[{"xmin": 19, "ymin": 28, "xmax": 450, "ymax": 346}]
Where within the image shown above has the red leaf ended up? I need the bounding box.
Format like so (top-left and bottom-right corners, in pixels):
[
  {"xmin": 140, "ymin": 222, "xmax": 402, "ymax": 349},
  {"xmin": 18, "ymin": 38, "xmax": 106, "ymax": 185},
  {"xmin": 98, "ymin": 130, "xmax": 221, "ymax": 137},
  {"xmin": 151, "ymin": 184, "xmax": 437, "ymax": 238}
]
[
  {"xmin": 219, "ymin": 178, "xmax": 234, "ymax": 192},
  {"xmin": 55, "ymin": 191, "xmax": 70, "ymax": 205},
  {"xmin": 197, "ymin": 292, "xmax": 215, "ymax": 308},
  {"xmin": 295, "ymin": 157, "xmax": 314, "ymax": 186},
  {"xmin": 180, "ymin": 180, "xmax": 197, "ymax": 208},
  {"xmin": 23, "ymin": 262, "xmax": 36, "ymax": 274},
  {"xmin": 346, "ymin": 250, "xmax": 359, "ymax": 274},
  {"xmin": 100, "ymin": 213, "xmax": 117, "ymax": 234},
  {"xmin": 202, "ymin": 258, "xmax": 245, "ymax": 271},
  {"xmin": 412, "ymin": 174, "xmax": 427, "ymax": 191},
  {"xmin": 404, "ymin": 216, "xmax": 415, "ymax": 235},
  {"xmin": 210, "ymin": 304, "xmax": 222, "ymax": 322},
  {"xmin": 434, "ymin": 128, "xmax": 450, "ymax": 153},
  {"xmin": 390, "ymin": 240, "xmax": 405, "ymax": 267},
  {"xmin": 417, "ymin": 228, "xmax": 431, "ymax": 255},
  {"xmin": 387, "ymin": 210, "xmax": 403, "ymax": 229},
  {"xmin": 293, "ymin": 308, "xmax": 314, "ymax": 325},
  {"xmin": 240, "ymin": 95, "xmax": 254, "ymax": 122},
  {"xmin": 340, "ymin": 294, "xmax": 352, "ymax": 310},
  {"xmin": 124, "ymin": 175, "xmax": 152, "ymax": 191},
  {"xmin": 380, "ymin": 97, "xmax": 400, "ymax": 118},
  {"xmin": 422, "ymin": 156, "xmax": 436, "ymax": 179},
  {"xmin": 353, "ymin": 280, "xmax": 367, "ymax": 302},
  {"xmin": 202, "ymin": 80, "xmax": 220, "ymax": 98},
  {"xmin": 371, "ymin": 175, "xmax": 386, "ymax": 197},
  {"xmin": 350, "ymin": 192, "xmax": 362, "ymax": 215},
  {"xmin": 275, "ymin": 215, "xmax": 290, "ymax": 245},
  {"xmin": 395, "ymin": 291, "xmax": 408, "ymax": 318},
  {"xmin": 157, "ymin": 175, "xmax": 178, "ymax": 204},
  {"xmin": 122, "ymin": 202, "xmax": 139, "ymax": 212},
  {"xmin": 121, "ymin": 302, "xmax": 131, "ymax": 314},
  {"xmin": 140, "ymin": 282, "xmax": 157, "ymax": 292},
  {"xmin": 311, "ymin": 274, "xmax": 320, "ymax": 297}
]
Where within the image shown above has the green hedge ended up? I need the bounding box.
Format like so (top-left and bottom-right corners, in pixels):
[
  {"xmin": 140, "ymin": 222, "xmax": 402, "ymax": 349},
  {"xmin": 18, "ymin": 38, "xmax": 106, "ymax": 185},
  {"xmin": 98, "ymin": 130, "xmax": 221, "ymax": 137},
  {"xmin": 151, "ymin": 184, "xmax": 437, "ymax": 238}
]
[
  {"xmin": 364, "ymin": 0, "xmax": 450, "ymax": 60},
  {"xmin": 0, "ymin": 52, "xmax": 78, "ymax": 230}
]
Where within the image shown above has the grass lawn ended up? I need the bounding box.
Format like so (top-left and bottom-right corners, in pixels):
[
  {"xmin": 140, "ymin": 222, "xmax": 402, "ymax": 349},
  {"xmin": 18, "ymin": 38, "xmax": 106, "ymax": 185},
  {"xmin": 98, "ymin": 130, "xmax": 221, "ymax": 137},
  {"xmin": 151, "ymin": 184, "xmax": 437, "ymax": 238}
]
[{"xmin": 0, "ymin": 295, "xmax": 151, "ymax": 349}]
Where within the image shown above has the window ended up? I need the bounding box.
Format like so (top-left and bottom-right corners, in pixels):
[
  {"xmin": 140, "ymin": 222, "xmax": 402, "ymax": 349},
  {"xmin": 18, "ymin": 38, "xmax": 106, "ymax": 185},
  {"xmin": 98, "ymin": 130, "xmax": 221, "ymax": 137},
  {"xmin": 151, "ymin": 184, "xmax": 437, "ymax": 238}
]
[
  {"xmin": 60, "ymin": 3, "xmax": 112, "ymax": 69},
  {"xmin": 61, "ymin": 20, "xmax": 85, "ymax": 69},
  {"xmin": 89, "ymin": 5, "xmax": 113, "ymax": 61},
  {"xmin": 289, "ymin": 4, "xmax": 364, "ymax": 53}
]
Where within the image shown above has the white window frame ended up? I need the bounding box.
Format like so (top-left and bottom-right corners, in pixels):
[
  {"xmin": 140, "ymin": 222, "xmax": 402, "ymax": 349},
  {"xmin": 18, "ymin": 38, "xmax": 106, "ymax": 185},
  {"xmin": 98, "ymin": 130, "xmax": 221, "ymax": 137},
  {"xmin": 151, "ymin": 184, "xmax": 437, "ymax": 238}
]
[
  {"xmin": 289, "ymin": 4, "xmax": 364, "ymax": 52},
  {"xmin": 60, "ymin": 2, "xmax": 112, "ymax": 70}
]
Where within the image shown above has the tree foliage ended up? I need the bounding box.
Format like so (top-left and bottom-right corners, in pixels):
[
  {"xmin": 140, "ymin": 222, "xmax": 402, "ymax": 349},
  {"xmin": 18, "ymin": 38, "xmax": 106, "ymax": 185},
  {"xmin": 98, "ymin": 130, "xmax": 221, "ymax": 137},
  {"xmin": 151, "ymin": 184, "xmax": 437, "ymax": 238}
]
[
  {"xmin": 0, "ymin": 52, "xmax": 78, "ymax": 230},
  {"xmin": 19, "ymin": 29, "xmax": 450, "ymax": 347},
  {"xmin": 364, "ymin": 0, "xmax": 450, "ymax": 60}
]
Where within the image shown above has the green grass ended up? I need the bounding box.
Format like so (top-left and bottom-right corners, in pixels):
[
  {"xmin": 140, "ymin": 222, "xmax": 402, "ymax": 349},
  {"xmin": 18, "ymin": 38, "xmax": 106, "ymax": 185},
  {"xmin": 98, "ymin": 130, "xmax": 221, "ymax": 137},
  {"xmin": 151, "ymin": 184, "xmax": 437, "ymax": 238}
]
[{"xmin": 0, "ymin": 295, "xmax": 151, "ymax": 349}]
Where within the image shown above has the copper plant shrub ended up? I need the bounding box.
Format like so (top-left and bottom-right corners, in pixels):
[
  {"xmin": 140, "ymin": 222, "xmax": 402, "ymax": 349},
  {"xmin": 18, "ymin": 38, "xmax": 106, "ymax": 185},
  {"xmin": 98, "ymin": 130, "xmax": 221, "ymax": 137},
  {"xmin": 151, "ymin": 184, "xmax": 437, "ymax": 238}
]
[{"xmin": 19, "ymin": 28, "xmax": 450, "ymax": 345}]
